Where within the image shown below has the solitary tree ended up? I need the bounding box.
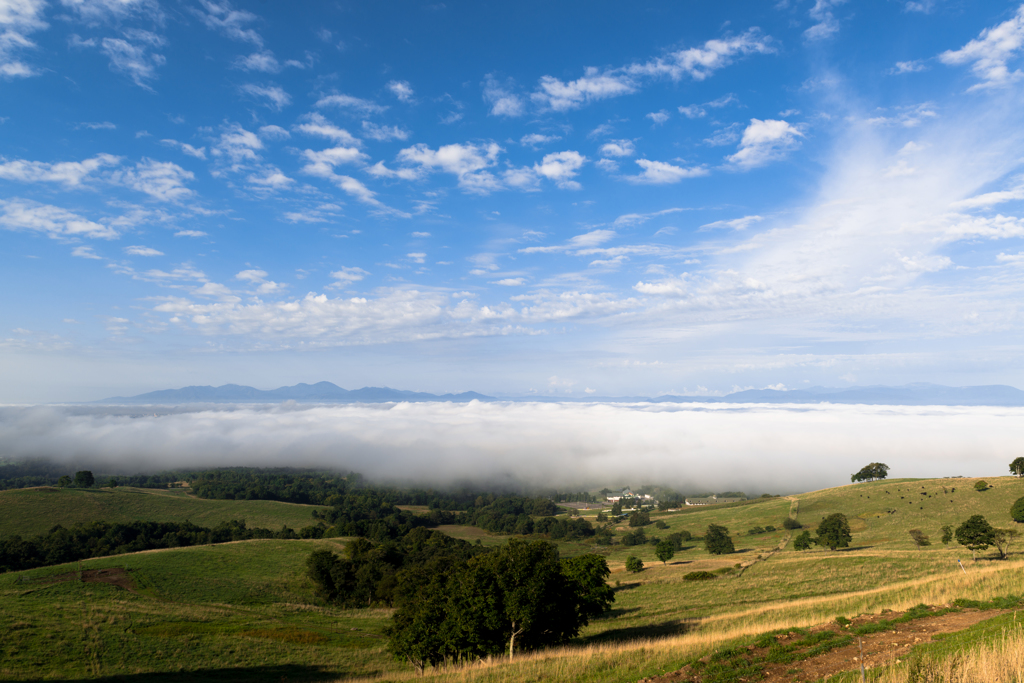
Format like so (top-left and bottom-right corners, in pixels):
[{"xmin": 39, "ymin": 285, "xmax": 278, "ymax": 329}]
[
  {"xmin": 815, "ymin": 513, "xmax": 852, "ymax": 551},
  {"xmin": 940, "ymin": 525, "xmax": 954, "ymax": 545},
  {"xmin": 1011, "ymin": 457, "xmax": 1024, "ymax": 478},
  {"xmin": 704, "ymin": 524, "xmax": 734, "ymax": 555},
  {"xmin": 974, "ymin": 480, "xmax": 989, "ymax": 492},
  {"xmin": 908, "ymin": 529, "xmax": 931, "ymax": 550},
  {"xmin": 655, "ymin": 540, "xmax": 675, "ymax": 565},
  {"xmin": 57, "ymin": 475, "xmax": 71, "ymax": 488},
  {"xmin": 955, "ymin": 515, "xmax": 996, "ymax": 560},
  {"xmin": 625, "ymin": 556, "xmax": 644, "ymax": 573},
  {"xmin": 793, "ymin": 530, "xmax": 814, "ymax": 551},
  {"xmin": 992, "ymin": 528, "xmax": 1020, "ymax": 560},
  {"xmin": 74, "ymin": 470, "xmax": 95, "ymax": 488},
  {"xmin": 851, "ymin": 463, "xmax": 889, "ymax": 483},
  {"xmin": 1011, "ymin": 497, "xmax": 1024, "ymax": 524}
]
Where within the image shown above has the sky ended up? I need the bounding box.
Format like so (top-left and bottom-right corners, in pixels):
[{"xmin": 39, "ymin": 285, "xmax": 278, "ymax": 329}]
[{"xmin": 3, "ymin": 0, "xmax": 1024, "ymax": 402}]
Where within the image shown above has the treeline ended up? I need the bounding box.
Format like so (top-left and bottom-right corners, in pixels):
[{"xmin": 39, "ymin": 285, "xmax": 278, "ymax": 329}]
[
  {"xmin": 460, "ymin": 496, "xmax": 595, "ymax": 540},
  {"xmin": 312, "ymin": 491, "xmax": 459, "ymax": 541},
  {"xmin": 307, "ymin": 534, "xmax": 614, "ymax": 671},
  {"xmin": 0, "ymin": 519, "xmax": 315, "ymax": 573}
]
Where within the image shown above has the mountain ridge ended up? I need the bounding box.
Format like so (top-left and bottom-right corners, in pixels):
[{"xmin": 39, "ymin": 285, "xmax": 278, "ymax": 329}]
[{"xmin": 96, "ymin": 382, "xmax": 1024, "ymax": 406}]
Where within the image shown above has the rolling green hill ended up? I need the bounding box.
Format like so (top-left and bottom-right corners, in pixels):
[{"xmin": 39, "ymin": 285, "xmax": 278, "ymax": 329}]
[
  {"xmin": 2, "ymin": 475, "xmax": 1024, "ymax": 682},
  {"xmin": 0, "ymin": 486, "xmax": 326, "ymax": 537}
]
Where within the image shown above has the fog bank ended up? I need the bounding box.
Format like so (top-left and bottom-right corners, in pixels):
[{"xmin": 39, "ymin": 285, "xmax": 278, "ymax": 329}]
[{"xmin": 0, "ymin": 401, "xmax": 1018, "ymax": 493}]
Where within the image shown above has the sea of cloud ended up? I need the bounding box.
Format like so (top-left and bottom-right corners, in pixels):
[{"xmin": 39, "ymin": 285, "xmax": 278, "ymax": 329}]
[{"xmin": 0, "ymin": 401, "xmax": 1018, "ymax": 493}]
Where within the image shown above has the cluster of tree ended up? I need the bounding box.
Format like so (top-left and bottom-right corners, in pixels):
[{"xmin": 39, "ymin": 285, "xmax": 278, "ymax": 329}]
[
  {"xmin": 851, "ymin": 463, "xmax": 890, "ymax": 483},
  {"xmin": 0, "ymin": 519, "xmax": 309, "ymax": 573},
  {"xmin": 553, "ymin": 491, "xmax": 597, "ymax": 503},
  {"xmin": 793, "ymin": 513, "xmax": 853, "ymax": 551},
  {"xmin": 312, "ymin": 491, "xmax": 457, "ymax": 542},
  {"xmin": 628, "ymin": 510, "xmax": 651, "ymax": 527},
  {"xmin": 459, "ymin": 496, "xmax": 594, "ymax": 540},
  {"xmin": 747, "ymin": 525, "xmax": 777, "ymax": 535},
  {"xmin": 310, "ymin": 535, "xmax": 614, "ymax": 671},
  {"xmin": 954, "ymin": 514, "xmax": 1020, "ymax": 560}
]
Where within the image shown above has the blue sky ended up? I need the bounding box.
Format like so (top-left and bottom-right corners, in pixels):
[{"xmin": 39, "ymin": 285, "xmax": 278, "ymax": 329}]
[{"xmin": 3, "ymin": 0, "xmax": 1024, "ymax": 402}]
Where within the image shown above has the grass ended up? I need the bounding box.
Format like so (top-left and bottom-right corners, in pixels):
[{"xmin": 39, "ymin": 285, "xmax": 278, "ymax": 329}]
[
  {"xmin": 0, "ymin": 486, "xmax": 326, "ymax": 537},
  {"xmin": 3, "ymin": 475, "xmax": 1024, "ymax": 681}
]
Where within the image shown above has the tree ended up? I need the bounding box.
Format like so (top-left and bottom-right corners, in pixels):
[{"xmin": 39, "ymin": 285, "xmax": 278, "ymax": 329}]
[
  {"xmin": 815, "ymin": 513, "xmax": 852, "ymax": 551},
  {"xmin": 628, "ymin": 510, "xmax": 650, "ymax": 527},
  {"xmin": 74, "ymin": 471, "xmax": 94, "ymax": 488},
  {"xmin": 1011, "ymin": 497, "xmax": 1024, "ymax": 524},
  {"xmin": 561, "ymin": 554, "xmax": 615, "ymax": 625},
  {"xmin": 992, "ymin": 528, "xmax": 1020, "ymax": 560},
  {"xmin": 625, "ymin": 556, "xmax": 644, "ymax": 573},
  {"xmin": 783, "ymin": 518, "xmax": 802, "ymax": 530},
  {"xmin": 1011, "ymin": 457, "xmax": 1024, "ymax": 478},
  {"xmin": 596, "ymin": 511, "xmax": 608, "ymax": 523},
  {"xmin": 908, "ymin": 529, "xmax": 931, "ymax": 550},
  {"xmin": 940, "ymin": 525, "xmax": 954, "ymax": 545},
  {"xmin": 974, "ymin": 480, "xmax": 988, "ymax": 492},
  {"xmin": 851, "ymin": 463, "xmax": 889, "ymax": 483},
  {"xmin": 57, "ymin": 475, "xmax": 71, "ymax": 488},
  {"xmin": 655, "ymin": 540, "xmax": 675, "ymax": 565},
  {"xmin": 611, "ymin": 501, "xmax": 622, "ymax": 516},
  {"xmin": 955, "ymin": 515, "xmax": 996, "ymax": 560},
  {"xmin": 704, "ymin": 524, "xmax": 734, "ymax": 555},
  {"xmin": 108, "ymin": 477, "xmax": 119, "ymax": 488},
  {"xmin": 793, "ymin": 530, "xmax": 814, "ymax": 551}
]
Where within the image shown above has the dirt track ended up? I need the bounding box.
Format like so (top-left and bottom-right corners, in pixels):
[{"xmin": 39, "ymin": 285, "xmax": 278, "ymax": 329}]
[{"xmin": 37, "ymin": 567, "xmax": 139, "ymax": 593}]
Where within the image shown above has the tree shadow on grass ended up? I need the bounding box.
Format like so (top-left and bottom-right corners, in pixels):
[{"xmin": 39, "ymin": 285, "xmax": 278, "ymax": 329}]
[
  {"xmin": 580, "ymin": 619, "xmax": 698, "ymax": 644},
  {"xmin": 17, "ymin": 664, "xmax": 338, "ymax": 683}
]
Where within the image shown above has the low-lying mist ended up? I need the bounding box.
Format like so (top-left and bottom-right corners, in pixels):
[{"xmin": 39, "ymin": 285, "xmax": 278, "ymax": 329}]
[{"xmin": 1, "ymin": 401, "xmax": 1019, "ymax": 494}]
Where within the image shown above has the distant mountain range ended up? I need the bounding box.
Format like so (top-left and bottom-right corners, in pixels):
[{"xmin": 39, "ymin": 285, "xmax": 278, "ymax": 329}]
[{"xmin": 97, "ymin": 381, "xmax": 1024, "ymax": 406}]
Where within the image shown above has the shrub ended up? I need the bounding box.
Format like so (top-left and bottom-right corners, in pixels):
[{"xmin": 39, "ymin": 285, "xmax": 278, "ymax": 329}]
[
  {"xmin": 683, "ymin": 571, "xmax": 716, "ymax": 582},
  {"xmin": 654, "ymin": 520, "xmax": 668, "ymax": 529},
  {"xmin": 747, "ymin": 526, "xmax": 766, "ymax": 535},
  {"xmin": 1011, "ymin": 497, "xmax": 1024, "ymax": 524},
  {"xmin": 975, "ymin": 480, "xmax": 989, "ymax": 492},
  {"xmin": 764, "ymin": 525, "xmax": 777, "ymax": 532},
  {"xmin": 783, "ymin": 518, "xmax": 802, "ymax": 530},
  {"xmin": 625, "ymin": 556, "xmax": 644, "ymax": 573}
]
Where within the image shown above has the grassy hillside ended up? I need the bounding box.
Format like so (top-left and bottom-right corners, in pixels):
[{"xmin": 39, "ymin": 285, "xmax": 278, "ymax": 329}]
[
  {"xmin": 2, "ymin": 475, "xmax": 1024, "ymax": 682},
  {"xmin": 0, "ymin": 486, "xmax": 326, "ymax": 537}
]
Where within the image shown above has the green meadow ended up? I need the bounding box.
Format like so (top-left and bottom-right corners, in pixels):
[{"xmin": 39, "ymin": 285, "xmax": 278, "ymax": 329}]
[{"xmin": 2, "ymin": 475, "xmax": 1024, "ymax": 681}]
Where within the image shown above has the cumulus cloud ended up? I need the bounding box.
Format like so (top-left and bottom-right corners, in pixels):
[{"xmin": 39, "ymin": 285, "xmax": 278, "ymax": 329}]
[
  {"xmin": 533, "ymin": 150, "xmax": 586, "ymax": 189},
  {"xmin": 361, "ymin": 120, "xmax": 410, "ymax": 141},
  {"xmin": 239, "ymin": 83, "xmax": 291, "ymax": 110},
  {"xmin": 482, "ymin": 75, "xmax": 525, "ymax": 117},
  {"xmin": 98, "ymin": 30, "xmax": 167, "ymax": 89},
  {"xmin": 626, "ymin": 159, "xmax": 708, "ymax": 184},
  {"xmin": 110, "ymin": 158, "xmax": 195, "ymax": 201},
  {"xmin": 161, "ymin": 139, "xmax": 207, "ymax": 159},
  {"xmin": 233, "ymin": 50, "xmax": 280, "ymax": 73},
  {"xmin": 211, "ymin": 123, "xmax": 263, "ymax": 167},
  {"xmin": 726, "ymin": 119, "xmax": 803, "ymax": 169},
  {"xmin": 0, "ymin": 0, "xmax": 47, "ymax": 78},
  {"xmin": 387, "ymin": 80, "xmax": 413, "ymax": 102},
  {"xmin": 124, "ymin": 245, "xmax": 163, "ymax": 256},
  {"xmin": 520, "ymin": 133, "xmax": 561, "ymax": 148},
  {"xmin": 329, "ymin": 266, "xmax": 369, "ymax": 285},
  {"xmin": 397, "ymin": 142, "xmax": 502, "ymax": 194},
  {"xmin": 2, "ymin": 403, "xmax": 1018, "ymax": 492},
  {"xmin": 701, "ymin": 215, "xmax": 763, "ymax": 231},
  {"xmin": 0, "ymin": 199, "xmax": 117, "ymax": 239},
  {"xmin": 804, "ymin": 0, "xmax": 847, "ymax": 41},
  {"xmin": 940, "ymin": 6, "xmax": 1024, "ymax": 90},
  {"xmin": 294, "ymin": 113, "xmax": 359, "ymax": 145},
  {"xmin": 192, "ymin": 0, "xmax": 263, "ymax": 46},
  {"xmin": 0, "ymin": 153, "xmax": 121, "ymax": 186},
  {"xmin": 315, "ymin": 93, "xmax": 388, "ymax": 116},
  {"xmin": 600, "ymin": 140, "xmax": 635, "ymax": 157}
]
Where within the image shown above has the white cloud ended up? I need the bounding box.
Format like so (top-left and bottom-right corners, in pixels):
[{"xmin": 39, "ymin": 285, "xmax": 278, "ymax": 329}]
[
  {"xmin": 300, "ymin": 146, "xmax": 367, "ymax": 177},
  {"xmin": 294, "ymin": 113, "xmax": 359, "ymax": 145},
  {"xmin": 235, "ymin": 269, "xmax": 267, "ymax": 282},
  {"xmin": 533, "ymin": 150, "xmax": 587, "ymax": 190},
  {"xmin": 940, "ymin": 6, "xmax": 1024, "ymax": 89},
  {"xmin": 212, "ymin": 123, "xmax": 263, "ymax": 167},
  {"xmin": 646, "ymin": 110, "xmax": 669, "ymax": 125},
  {"xmin": 952, "ymin": 183, "xmax": 1024, "ymax": 209},
  {"xmin": 246, "ymin": 167, "xmax": 293, "ymax": 189},
  {"xmin": 678, "ymin": 105, "xmax": 706, "ymax": 119},
  {"xmin": 175, "ymin": 229, "xmax": 207, "ymax": 237},
  {"xmin": 193, "ymin": 0, "xmax": 263, "ymax": 46},
  {"xmin": 701, "ymin": 215, "xmax": 763, "ymax": 231},
  {"xmin": 520, "ymin": 133, "xmax": 561, "ymax": 148},
  {"xmin": 315, "ymin": 93, "xmax": 387, "ymax": 116},
  {"xmin": 623, "ymin": 27, "xmax": 775, "ymax": 82},
  {"xmin": 532, "ymin": 68, "xmax": 635, "ymax": 111},
  {"xmin": 726, "ymin": 119, "xmax": 803, "ymax": 169},
  {"xmin": 387, "ymin": 80, "xmax": 413, "ymax": 102},
  {"xmin": 124, "ymin": 245, "xmax": 163, "ymax": 256},
  {"xmin": 71, "ymin": 245, "xmax": 103, "ymax": 259},
  {"xmin": 493, "ymin": 277, "xmax": 525, "ymax": 286},
  {"xmin": 804, "ymin": 0, "xmax": 847, "ymax": 41},
  {"xmin": 890, "ymin": 60, "xmax": 927, "ymax": 75},
  {"xmin": 704, "ymin": 123, "xmax": 743, "ymax": 147},
  {"xmin": 366, "ymin": 160, "xmax": 421, "ymax": 181},
  {"xmin": 76, "ymin": 121, "xmax": 117, "ymax": 130},
  {"xmin": 258, "ymin": 124, "xmax": 290, "ymax": 140},
  {"xmin": 239, "ymin": 83, "xmax": 291, "ymax": 110},
  {"xmin": 595, "ymin": 158, "xmax": 618, "ymax": 173},
  {"xmin": 99, "ymin": 30, "xmax": 167, "ymax": 89},
  {"xmin": 110, "ymin": 158, "xmax": 194, "ymax": 201},
  {"xmin": 482, "ymin": 75, "xmax": 525, "ymax": 117},
  {"xmin": 600, "ymin": 140, "xmax": 635, "ymax": 157},
  {"xmin": 412, "ymin": 231, "xmax": 430, "ymax": 237},
  {"xmin": 329, "ymin": 267, "xmax": 369, "ymax": 285},
  {"xmin": 613, "ymin": 208, "xmax": 685, "ymax": 227},
  {"xmin": 0, "ymin": 0, "xmax": 47, "ymax": 79},
  {"xmin": 361, "ymin": 120, "xmax": 410, "ymax": 141},
  {"xmin": 397, "ymin": 142, "xmax": 502, "ymax": 194},
  {"xmin": 568, "ymin": 229, "xmax": 616, "ymax": 248},
  {"xmin": 233, "ymin": 50, "xmax": 279, "ymax": 73},
  {"xmin": 0, "ymin": 153, "xmax": 121, "ymax": 186},
  {"xmin": 0, "ymin": 199, "xmax": 117, "ymax": 239},
  {"xmin": 626, "ymin": 159, "xmax": 709, "ymax": 184},
  {"xmin": 407, "ymin": 252, "xmax": 426, "ymax": 263},
  {"xmin": 161, "ymin": 139, "xmax": 206, "ymax": 159}
]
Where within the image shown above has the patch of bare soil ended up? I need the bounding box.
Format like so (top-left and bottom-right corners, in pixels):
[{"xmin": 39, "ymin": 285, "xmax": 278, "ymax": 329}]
[
  {"xmin": 645, "ymin": 607, "xmax": 1009, "ymax": 682},
  {"xmin": 37, "ymin": 567, "xmax": 138, "ymax": 593}
]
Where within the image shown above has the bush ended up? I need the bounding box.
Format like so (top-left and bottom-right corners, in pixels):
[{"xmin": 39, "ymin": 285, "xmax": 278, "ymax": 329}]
[
  {"xmin": 764, "ymin": 525, "xmax": 776, "ymax": 532},
  {"xmin": 747, "ymin": 526, "xmax": 766, "ymax": 535},
  {"xmin": 783, "ymin": 518, "xmax": 802, "ymax": 530},
  {"xmin": 625, "ymin": 556, "xmax": 644, "ymax": 573},
  {"xmin": 975, "ymin": 480, "xmax": 989, "ymax": 492},
  {"xmin": 654, "ymin": 520, "xmax": 668, "ymax": 529},
  {"xmin": 1011, "ymin": 497, "xmax": 1024, "ymax": 524},
  {"xmin": 683, "ymin": 571, "xmax": 716, "ymax": 582}
]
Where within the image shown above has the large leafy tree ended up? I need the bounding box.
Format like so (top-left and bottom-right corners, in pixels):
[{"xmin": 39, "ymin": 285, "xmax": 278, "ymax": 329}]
[
  {"xmin": 704, "ymin": 524, "xmax": 734, "ymax": 555},
  {"xmin": 655, "ymin": 540, "xmax": 675, "ymax": 565},
  {"xmin": 816, "ymin": 513, "xmax": 852, "ymax": 551},
  {"xmin": 1011, "ymin": 497, "xmax": 1024, "ymax": 524},
  {"xmin": 1010, "ymin": 457, "xmax": 1024, "ymax": 478},
  {"xmin": 850, "ymin": 463, "xmax": 889, "ymax": 483},
  {"xmin": 956, "ymin": 515, "xmax": 996, "ymax": 560},
  {"xmin": 74, "ymin": 470, "xmax": 95, "ymax": 488},
  {"xmin": 793, "ymin": 530, "xmax": 814, "ymax": 551}
]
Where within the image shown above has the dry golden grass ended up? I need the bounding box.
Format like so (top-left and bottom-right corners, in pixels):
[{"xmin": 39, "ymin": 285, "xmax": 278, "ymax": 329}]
[{"xmin": 872, "ymin": 627, "xmax": 1024, "ymax": 682}]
